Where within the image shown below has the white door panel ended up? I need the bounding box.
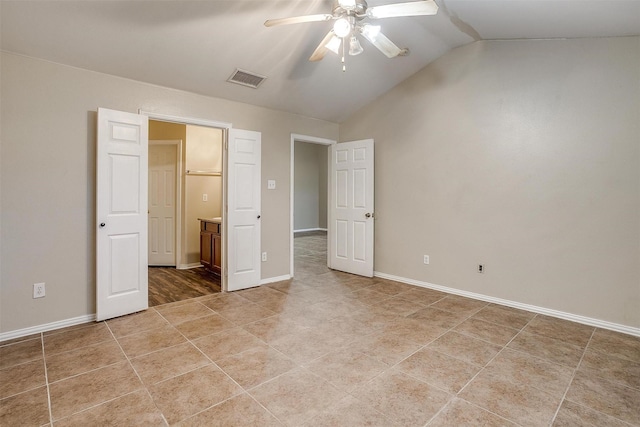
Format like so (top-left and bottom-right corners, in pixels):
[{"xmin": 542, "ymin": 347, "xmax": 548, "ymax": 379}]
[
  {"xmin": 97, "ymin": 108, "xmax": 148, "ymax": 321},
  {"xmin": 227, "ymin": 129, "xmax": 261, "ymax": 291},
  {"xmin": 329, "ymin": 139, "xmax": 374, "ymax": 277}
]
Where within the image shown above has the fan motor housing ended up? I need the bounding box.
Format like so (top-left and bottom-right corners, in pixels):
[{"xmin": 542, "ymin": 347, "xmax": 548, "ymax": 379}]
[{"xmin": 333, "ymin": 0, "xmax": 368, "ymax": 18}]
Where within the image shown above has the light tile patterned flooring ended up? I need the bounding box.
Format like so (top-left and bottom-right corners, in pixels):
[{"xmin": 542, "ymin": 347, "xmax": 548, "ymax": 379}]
[{"xmin": 1, "ymin": 231, "xmax": 640, "ymax": 426}]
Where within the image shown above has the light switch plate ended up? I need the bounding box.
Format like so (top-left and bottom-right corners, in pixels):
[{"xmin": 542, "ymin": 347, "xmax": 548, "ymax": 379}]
[{"xmin": 267, "ymin": 180, "xmax": 276, "ymax": 190}]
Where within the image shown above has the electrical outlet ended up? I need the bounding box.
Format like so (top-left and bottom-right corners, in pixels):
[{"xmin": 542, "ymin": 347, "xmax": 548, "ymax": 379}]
[
  {"xmin": 267, "ymin": 180, "xmax": 276, "ymax": 190},
  {"xmin": 202, "ymin": 194, "xmax": 208, "ymax": 202},
  {"xmin": 33, "ymin": 283, "xmax": 45, "ymax": 299},
  {"xmin": 478, "ymin": 264, "xmax": 485, "ymax": 274},
  {"xmin": 423, "ymin": 255, "xmax": 430, "ymax": 265},
  {"xmin": 261, "ymin": 252, "xmax": 267, "ymax": 262}
]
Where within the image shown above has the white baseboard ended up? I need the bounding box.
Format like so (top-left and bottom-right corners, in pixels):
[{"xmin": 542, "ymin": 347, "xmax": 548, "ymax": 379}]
[
  {"xmin": 5, "ymin": 272, "xmax": 636, "ymax": 343},
  {"xmin": 176, "ymin": 263, "xmax": 203, "ymax": 270},
  {"xmin": 1, "ymin": 272, "xmax": 290, "ymax": 342},
  {"xmin": 260, "ymin": 274, "xmax": 291, "ymax": 285},
  {"xmin": 294, "ymin": 228, "xmax": 327, "ymax": 233},
  {"xmin": 0, "ymin": 314, "xmax": 96, "ymax": 343},
  {"xmin": 374, "ymin": 271, "xmax": 640, "ymax": 338}
]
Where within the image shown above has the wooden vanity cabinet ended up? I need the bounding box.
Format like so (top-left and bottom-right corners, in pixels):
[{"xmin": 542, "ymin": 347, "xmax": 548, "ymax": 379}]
[{"xmin": 200, "ymin": 220, "xmax": 221, "ymax": 275}]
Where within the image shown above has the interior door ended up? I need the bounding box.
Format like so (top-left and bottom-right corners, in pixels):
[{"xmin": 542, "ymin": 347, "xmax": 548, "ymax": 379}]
[
  {"xmin": 227, "ymin": 129, "xmax": 261, "ymax": 291},
  {"xmin": 96, "ymin": 108, "xmax": 149, "ymax": 321},
  {"xmin": 329, "ymin": 139, "xmax": 374, "ymax": 277},
  {"xmin": 148, "ymin": 142, "xmax": 177, "ymax": 266}
]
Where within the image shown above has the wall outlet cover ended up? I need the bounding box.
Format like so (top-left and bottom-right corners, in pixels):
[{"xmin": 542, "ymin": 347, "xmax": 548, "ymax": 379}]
[
  {"xmin": 33, "ymin": 283, "xmax": 45, "ymax": 298},
  {"xmin": 267, "ymin": 180, "xmax": 276, "ymax": 190}
]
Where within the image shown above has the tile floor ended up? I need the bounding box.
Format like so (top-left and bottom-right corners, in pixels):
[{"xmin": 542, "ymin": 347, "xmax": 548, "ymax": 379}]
[{"xmin": 1, "ymin": 232, "xmax": 639, "ymax": 426}]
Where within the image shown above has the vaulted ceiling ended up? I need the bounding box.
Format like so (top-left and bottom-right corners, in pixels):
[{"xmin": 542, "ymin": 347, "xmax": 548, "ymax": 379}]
[{"xmin": 2, "ymin": 1, "xmax": 639, "ymax": 122}]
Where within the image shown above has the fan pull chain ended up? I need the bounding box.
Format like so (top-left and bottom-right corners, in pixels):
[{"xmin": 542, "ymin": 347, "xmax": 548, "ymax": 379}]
[{"xmin": 342, "ymin": 37, "xmax": 346, "ymax": 72}]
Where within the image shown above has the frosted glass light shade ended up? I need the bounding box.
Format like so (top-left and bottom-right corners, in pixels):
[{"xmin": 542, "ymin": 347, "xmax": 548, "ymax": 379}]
[
  {"xmin": 325, "ymin": 36, "xmax": 342, "ymax": 54},
  {"xmin": 349, "ymin": 36, "xmax": 363, "ymax": 56}
]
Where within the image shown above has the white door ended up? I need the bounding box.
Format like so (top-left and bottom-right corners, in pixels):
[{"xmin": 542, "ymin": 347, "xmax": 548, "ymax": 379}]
[
  {"xmin": 329, "ymin": 139, "xmax": 374, "ymax": 277},
  {"xmin": 96, "ymin": 108, "xmax": 149, "ymax": 321},
  {"xmin": 227, "ymin": 129, "xmax": 261, "ymax": 291},
  {"xmin": 148, "ymin": 143, "xmax": 177, "ymax": 266}
]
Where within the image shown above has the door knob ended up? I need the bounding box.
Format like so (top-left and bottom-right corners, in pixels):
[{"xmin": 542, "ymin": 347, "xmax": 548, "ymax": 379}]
[
  {"xmin": 99, "ymin": 222, "xmax": 106, "ymax": 228},
  {"xmin": 365, "ymin": 213, "xmax": 372, "ymax": 218},
  {"xmin": 257, "ymin": 215, "xmax": 261, "ymax": 219}
]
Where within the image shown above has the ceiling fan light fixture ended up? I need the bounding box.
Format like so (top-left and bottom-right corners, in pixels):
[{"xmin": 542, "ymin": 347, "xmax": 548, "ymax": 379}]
[
  {"xmin": 325, "ymin": 35, "xmax": 342, "ymax": 54},
  {"xmin": 333, "ymin": 18, "xmax": 351, "ymax": 38},
  {"xmin": 361, "ymin": 24, "xmax": 381, "ymax": 41},
  {"xmin": 349, "ymin": 35, "xmax": 364, "ymax": 56}
]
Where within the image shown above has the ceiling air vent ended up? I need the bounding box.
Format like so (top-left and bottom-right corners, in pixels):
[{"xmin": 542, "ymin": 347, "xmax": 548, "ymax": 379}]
[{"xmin": 227, "ymin": 69, "xmax": 267, "ymax": 89}]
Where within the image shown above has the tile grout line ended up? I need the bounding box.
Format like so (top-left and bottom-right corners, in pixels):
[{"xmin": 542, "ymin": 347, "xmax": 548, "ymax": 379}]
[
  {"xmin": 394, "ymin": 307, "xmax": 511, "ymax": 426},
  {"xmin": 548, "ymin": 327, "xmax": 596, "ymax": 425},
  {"xmin": 448, "ymin": 313, "xmax": 541, "ymax": 425},
  {"xmin": 322, "ymin": 305, "xmax": 482, "ymax": 426},
  {"xmin": 163, "ymin": 316, "xmax": 286, "ymax": 425},
  {"xmin": 40, "ymin": 332, "xmax": 54, "ymax": 426},
  {"xmin": 103, "ymin": 320, "xmax": 170, "ymax": 426}
]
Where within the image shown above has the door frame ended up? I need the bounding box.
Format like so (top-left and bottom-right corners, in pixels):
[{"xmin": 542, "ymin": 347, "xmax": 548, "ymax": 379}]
[
  {"xmin": 141, "ymin": 110, "xmax": 232, "ymax": 290},
  {"xmin": 148, "ymin": 139, "xmax": 183, "ymax": 267},
  {"xmin": 289, "ymin": 133, "xmax": 336, "ymax": 276}
]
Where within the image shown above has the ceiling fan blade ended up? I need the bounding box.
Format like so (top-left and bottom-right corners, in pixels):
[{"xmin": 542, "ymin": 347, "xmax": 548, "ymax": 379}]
[
  {"xmin": 361, "ymin": 29, "xmax": 406, "ymax": 58},
  {"xmin": 309, "ymin": 31, "xmax": 336, "ymax": 62},
  {"xmin": 366, "ymin": 0, "xmax": 438, "ymax": 19},
  {"xmin": 264, "ymin": 14, "xmax": 333, "ymax": 27}
]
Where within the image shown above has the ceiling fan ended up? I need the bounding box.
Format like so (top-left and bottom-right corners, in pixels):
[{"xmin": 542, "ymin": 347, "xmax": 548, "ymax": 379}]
[{"xmin": 264, "ymin": 0, "xmax": 438, "ymax": 65}]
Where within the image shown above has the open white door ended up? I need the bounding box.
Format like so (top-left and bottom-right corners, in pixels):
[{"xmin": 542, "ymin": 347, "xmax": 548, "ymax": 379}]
[
  {"xmin": 329, "ymin": 139, "xmax": 374, "ymax": 277},
  {"xmin": 96, "ymin": 108, "xmax": 149, "ymax": 321},
  {"xmin": 227, "ymin": 129, "xmax": 261, "ymax": 291}
]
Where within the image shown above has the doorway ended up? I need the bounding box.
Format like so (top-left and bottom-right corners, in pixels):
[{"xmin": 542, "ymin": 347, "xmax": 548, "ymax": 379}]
[
  {"xmin": 290, "ymin": 134, "xmax": 336, "ymax": 277},
  {"xmin": 148, "ymin": 119, "xmax": 224, "ymax": 305}
]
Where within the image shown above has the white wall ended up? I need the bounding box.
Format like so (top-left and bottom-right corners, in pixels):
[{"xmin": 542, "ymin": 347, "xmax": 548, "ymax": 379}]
[
  {"xmin": 294, "ymin": 142, "xmax": 328, "ymax": 231},
  {"xmin": 0, "ymin": 52, "xmax": 338, "ymax": 333},
  {"xmin": 340, "ymin": 37, "xmax": 640, "ymax": 329}
]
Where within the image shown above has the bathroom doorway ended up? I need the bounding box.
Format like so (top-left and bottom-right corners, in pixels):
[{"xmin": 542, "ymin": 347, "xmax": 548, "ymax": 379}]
[{"xmin": 148, "ymin": 119, "xmax": 224, "ymax": 305}]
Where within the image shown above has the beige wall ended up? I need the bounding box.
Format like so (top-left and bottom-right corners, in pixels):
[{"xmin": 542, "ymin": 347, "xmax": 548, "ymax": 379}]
[
  {"xmin": 185, "ymin": 125, "xmax": 223, "ymax": 264},
  {"xmin": 340, "ymin": 37, "xmax": 640, "ymax": 328},
  {"xmin": 294, "ymin": 142, "xmax": 328, "ymax": 231},
  {"xmin": 2, "ymin": 37, "xmax": 638, "ymax": 334},
  {"xmin": 0, "ymin": 52, "xmax": 338, "ymax": 333},
  {"xmin": 149, "ymin": 120, "xmax": 186, "ymax": 142}
]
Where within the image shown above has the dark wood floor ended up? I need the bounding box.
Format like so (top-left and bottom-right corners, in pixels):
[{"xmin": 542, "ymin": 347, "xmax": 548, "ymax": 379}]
[
  {"xmin": 148, "ymin": 231, "xmax": 328, "ymax": 306},
  {"xmin": 148, "ymin": 267, "xmax": 221, "ymax": 307}
]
